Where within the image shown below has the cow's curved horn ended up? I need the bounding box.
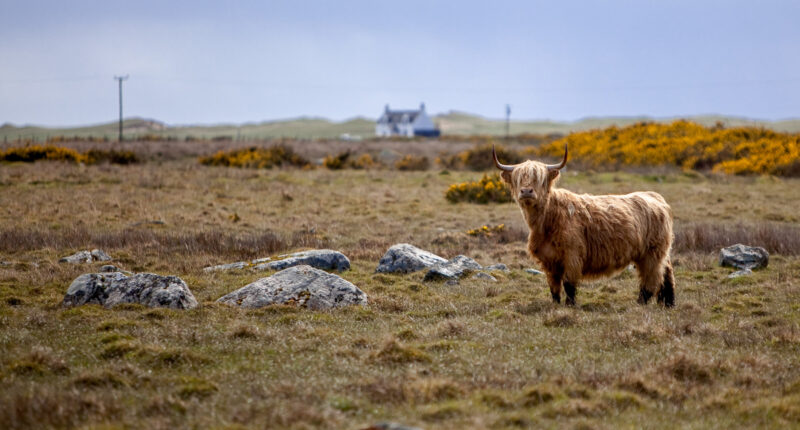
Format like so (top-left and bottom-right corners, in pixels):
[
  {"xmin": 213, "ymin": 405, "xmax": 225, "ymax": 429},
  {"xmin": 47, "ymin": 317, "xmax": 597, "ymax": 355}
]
[
  {"xmin": 546, "ymin": 144, "xmax": 568, "ymax": 171},
  {"xmin": 493, "ymin": 145, "xmax": 515, "ymax": 172}
]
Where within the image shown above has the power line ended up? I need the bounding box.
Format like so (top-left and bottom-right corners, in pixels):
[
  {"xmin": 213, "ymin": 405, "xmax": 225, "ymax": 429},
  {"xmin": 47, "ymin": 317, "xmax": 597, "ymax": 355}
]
[{"xmin": 114, "ymin": 75, "xmax": 129, "ymax": 142}]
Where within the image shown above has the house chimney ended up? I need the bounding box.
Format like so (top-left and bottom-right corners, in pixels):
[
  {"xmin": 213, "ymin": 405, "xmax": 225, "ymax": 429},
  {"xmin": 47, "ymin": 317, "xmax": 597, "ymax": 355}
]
[
  {"xmin": 385, "ymin": 104, "xmax": 390, "ymax": 113},
  {"xmin": 420, "ymin": 102, "xmax": 425, "ymax": 112}
]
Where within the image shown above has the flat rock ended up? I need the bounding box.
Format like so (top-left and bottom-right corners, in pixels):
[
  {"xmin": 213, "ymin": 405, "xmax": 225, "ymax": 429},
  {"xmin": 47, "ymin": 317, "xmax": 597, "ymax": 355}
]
[
  {"xmin": 728, "ymin": 268, "xmax": 753, "ymax": 279},
  {"xmin": 362, "ymin": 423, "xmax": 423, "ymax": 430},
  {"xmin": 59, "ymin": 249, "xmax": 112, "ymax": 264},
  {"xmin": 60, "ymin": 250, "xmax": 93, "ymax": 264},
  {"xmin": 203, "ymin": 261, "xmax": 250, "ymax": 272},
  {"xmin": 485, "ymin": 263, "xmax": 510, "ymax": 272},
  {"xmin": 376, "ymin": 243, "xmax": 447, "ymax": 274},
  {"xmin": 63, "ymin": 272, "xmax": 197, "ymax": 309},
  {"xmin": 472, "ymin": 272, "xmax": 498, "ymax": 282},
  {"xmin": 254, "ymin": 249, "xmax": 350, "ymax": 272},
  {"xmin": 424, "ymin": 255, "xmax": 482, "ymax": 282},
  {"xmin": 217, "ymin": 265, "xmax": 366, "ymax": 310},
  {"xmin": 525, "ymin": 268, "xmax": 544, "ymax": 275}
]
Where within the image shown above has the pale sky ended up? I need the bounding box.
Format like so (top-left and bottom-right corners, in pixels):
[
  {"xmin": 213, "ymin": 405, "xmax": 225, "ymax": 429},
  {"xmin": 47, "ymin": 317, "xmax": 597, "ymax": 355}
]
[{"xmin": 1, "ymin": 0, "xmax": 799, "ymax": 126}]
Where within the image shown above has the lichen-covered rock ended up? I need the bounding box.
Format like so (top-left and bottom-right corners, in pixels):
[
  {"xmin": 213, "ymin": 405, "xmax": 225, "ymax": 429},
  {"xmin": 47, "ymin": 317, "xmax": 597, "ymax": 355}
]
[
  {"xmin": 203, "ymin": 261, "xmax": 249, "ymax": 272},
  {"xmin": 217, "ymin": 265, "xmax": 366, "ymax": 310},
  {"xmin": 254, "ymin": 249, "xmax": 350, "ymax": 272},
  {"xmin": 728, "ymin": 268, "xmax": 753, "ymax": 279},
  {"xmin": 59, "ymin": 250, "xmax": 93, "ymax": 264},
  {"xmin": 91, "ymin": 249, "xmax": 112, "ymax": 262},
  {"xmin": 424, "ymin": 255, "xmax": 482, "ymax": 282},
  {"xmin": 63, "ymin": 272, "xmax": 197, "ymax": 309},
  {"xmin": 376, "ymin": 243, "xmax": 447, "ymax": 274},
  {"xmin": 486, "ymin": 263, "xmax": 510, "ymax": 272},
  {"xmin": 525, "ymin": 268, "xmax": 544, "ymax": 275},
  {"xmin": 719, "ymin": 244, "xmax": 769, "ymax": 270},
  {"xmin": 59, "ymin": 249, "xmax": 112, "ymax": 264}
]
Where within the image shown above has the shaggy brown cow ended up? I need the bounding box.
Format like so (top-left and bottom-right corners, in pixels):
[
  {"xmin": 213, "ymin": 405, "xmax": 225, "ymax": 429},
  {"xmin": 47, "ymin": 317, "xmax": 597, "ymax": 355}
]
[{"xmin": 493, "ymin": 145, "xmax": 675, "ymax": 307}]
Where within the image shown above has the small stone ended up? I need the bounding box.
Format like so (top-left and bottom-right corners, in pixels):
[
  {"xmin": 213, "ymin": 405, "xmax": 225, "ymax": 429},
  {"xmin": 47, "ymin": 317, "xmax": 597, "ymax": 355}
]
[
  {"xmin": 90, "ymin": 249, "xmax": 112, "ymax": 262},
  {"xmin": 445, "ymin": 279, "xmax": 459, "ymax": 286},
  {"xmin": 525, "ymin": 268, "xmax": 544, "ymax": 275},
  {"xmin": 472, "ymin": 272, "xmax": 497, "ymax": 282},
  {"xmin": 217, "ymin": 265, "xmax": 367, "ymax": 310},
  {"xmin": 485, "ymin": 263, "xmax": 510, "ymax": 272},
  {"xmin": 59, "ymin": 250, "xmax": 93, "ymax": 264},
  {"xmin": 424, "ymin": 255, "xmax": 482, "ymax": 282},
  {"xmin": 728, "ymin": 268, "xmax": 753, "ymax": 279},
  {"xmin": 203, "ymin": 261, "xmax": 249, "ymax": 272},
  {"xmin": 100, "ymin": 265, "xmax": 119, "ymax": 273},
  {"xmin": 376, "ymin": 243, "xmax": 447, "ymax": 274},
  {"xmin": 362, "ymin": 422, "xmax": 423, "ymax": 430},
  {"xmin": 719, "ymin": 244, "xmax": 769, "ymax": 270},
  {"xmin": 254, "ymin": 249, "xmax": 350, "ymax": 272}
]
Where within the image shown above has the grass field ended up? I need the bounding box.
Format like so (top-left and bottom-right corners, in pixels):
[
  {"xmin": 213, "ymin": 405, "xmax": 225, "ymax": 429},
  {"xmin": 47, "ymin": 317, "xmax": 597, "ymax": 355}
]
[
  {"xmin": 1, "ymin": 151, "xmax": 800, "ymax": 429},
  {"xmin": 4, "ymin": 112, "xmax": 800, "ymax": 141}
]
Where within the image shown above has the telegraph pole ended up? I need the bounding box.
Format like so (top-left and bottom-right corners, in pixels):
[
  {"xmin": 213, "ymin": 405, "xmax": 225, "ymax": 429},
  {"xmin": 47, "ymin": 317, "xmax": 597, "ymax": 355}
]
[
  {"xmin": 505, "ymin": 104, "xmax": 511, "ymax": 139},
  {"xmin": 114, "ymin": 75, "xmax": 129, "ymax": 142}
]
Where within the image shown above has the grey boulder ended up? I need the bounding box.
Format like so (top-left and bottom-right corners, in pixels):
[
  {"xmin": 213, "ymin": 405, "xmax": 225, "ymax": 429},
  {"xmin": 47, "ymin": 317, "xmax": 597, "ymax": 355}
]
[
  {"xmin": 63, "ymin": 272, "xmax": 197, "ymax": 309},
  {"xmin": 424, "ymin": 255, "xmax": 482, "ymax": 282},
  {"xmin": 254, "ymin": 249, "xmax": 350, "ymax": 272},
  {"xmin": 59, "ymin": 249, "xmax": 112, "ymax": 264},
  {"xmin": 217, "ymin": 265, "xmax": 366, "ymax": 310},
  {"xmin": 376, "ymin": 243, "xmax": 447, "ymax": 274},
  {"xmin": 719, "ymin": 244, "xmax": 769, "ymax": 270}
]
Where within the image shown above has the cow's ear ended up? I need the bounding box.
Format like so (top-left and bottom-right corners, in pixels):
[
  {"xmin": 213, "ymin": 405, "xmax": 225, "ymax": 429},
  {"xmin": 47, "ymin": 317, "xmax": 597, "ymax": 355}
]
[
  {"xmin": 501, "ymin": 171, "xmax": 512, "ymax": 183},
  {"xmin": 547, "ymin": 169, "xmax": 559, "ymax": 184}
]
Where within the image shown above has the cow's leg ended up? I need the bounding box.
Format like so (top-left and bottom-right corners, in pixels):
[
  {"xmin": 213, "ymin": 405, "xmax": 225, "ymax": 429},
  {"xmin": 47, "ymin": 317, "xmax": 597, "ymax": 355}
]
[
  {"xmin": 563, "ymin": 280, "xmax": 577, "ymax": 306},
  {"xmin": 636, "ymin": 256, "xmax": 664, "ymax": 305},
  {"xmin": 562, "ymin": 256, "xmax": 582, "ymax": 306},
  {"xmin": 656, "ymin": 259, "xmax": 675, "ymax": 308},
  {"xmin": 546, "ymin": 269, "xmax": 563, "ymax": 304}
]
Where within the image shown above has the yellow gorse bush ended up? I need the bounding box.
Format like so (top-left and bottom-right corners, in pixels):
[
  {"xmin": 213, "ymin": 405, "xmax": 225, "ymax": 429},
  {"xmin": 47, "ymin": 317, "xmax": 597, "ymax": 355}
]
[
  {"xmin": 198, "ymin": 145, "xmax": 310, "ymax": 169},
  {"xmin": 445, "ymin": 173, "xmax": 512, "ymax": 204},
  {"xmin": 0, "ymin": 145, "xmax": 139, "ymax": 165},
  {"xmin": 537, "ymin": 120, "xmax": 800, "ymax": 176},
  {"xmin": 466, "ymin": 223, "xmax": 506, "ymax": 236}
]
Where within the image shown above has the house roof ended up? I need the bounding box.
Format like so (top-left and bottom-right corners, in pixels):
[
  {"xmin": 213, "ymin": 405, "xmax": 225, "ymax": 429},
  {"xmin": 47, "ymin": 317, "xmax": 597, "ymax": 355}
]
[{"xmin": 379, "ymin": 109, "xmax": 420, "ymax": 124}]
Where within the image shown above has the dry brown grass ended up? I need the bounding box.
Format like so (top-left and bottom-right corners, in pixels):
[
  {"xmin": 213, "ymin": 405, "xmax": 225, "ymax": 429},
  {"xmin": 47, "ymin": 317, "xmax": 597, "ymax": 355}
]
[{"xmin": 1, "ymin": 159, "xmax": 800, "ymax": 428}]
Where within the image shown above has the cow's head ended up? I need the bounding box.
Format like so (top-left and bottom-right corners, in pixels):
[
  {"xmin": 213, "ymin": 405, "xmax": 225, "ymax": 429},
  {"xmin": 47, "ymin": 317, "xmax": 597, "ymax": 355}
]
[{"xmin": 493, "ymin": 144, "xmax": 568, "ymax": 210}]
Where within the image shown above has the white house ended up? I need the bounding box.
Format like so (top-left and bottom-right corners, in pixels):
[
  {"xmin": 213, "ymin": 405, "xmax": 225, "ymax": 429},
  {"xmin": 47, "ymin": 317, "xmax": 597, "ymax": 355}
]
[{"xmin": 376, "ymin": 103, "xmax": 440, "ymax": 137}]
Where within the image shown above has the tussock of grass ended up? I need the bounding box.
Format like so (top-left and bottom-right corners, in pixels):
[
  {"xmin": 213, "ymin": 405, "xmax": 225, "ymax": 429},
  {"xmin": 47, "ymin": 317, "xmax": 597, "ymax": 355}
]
[
  {"xmin": 176, "ymin": 377, "xmax": 218, "ymax": 399},
  {"xmin": 71, "ymin": 370, "xmax": 130, "ymax": 389},
  {"xmin": 369, "ymin": 339, "xmax": 431, "ymax": 364}
]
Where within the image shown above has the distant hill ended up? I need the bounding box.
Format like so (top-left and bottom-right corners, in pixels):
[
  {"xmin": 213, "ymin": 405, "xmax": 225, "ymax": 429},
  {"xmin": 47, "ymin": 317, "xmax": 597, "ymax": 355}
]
[{"xmin": 2, "ymin": 113, "xmax": 799, "ymax": 142}]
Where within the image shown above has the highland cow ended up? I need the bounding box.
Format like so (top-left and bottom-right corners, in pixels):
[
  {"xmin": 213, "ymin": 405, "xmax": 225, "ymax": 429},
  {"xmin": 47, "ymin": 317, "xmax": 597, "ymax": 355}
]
[{"xmin": 493, "ymin": 145, "xmax": 675, "ymax": 307}]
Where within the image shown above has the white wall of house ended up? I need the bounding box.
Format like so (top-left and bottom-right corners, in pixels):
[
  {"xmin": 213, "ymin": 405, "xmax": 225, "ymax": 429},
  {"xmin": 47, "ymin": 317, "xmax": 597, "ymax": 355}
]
[{"xmin": 376, "ymin": 103, "xmax": 439, "ymax": 137}]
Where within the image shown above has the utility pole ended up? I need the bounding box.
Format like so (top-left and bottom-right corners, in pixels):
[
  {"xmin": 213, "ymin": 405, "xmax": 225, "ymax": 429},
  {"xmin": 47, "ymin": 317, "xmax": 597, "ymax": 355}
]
[
  {"xmin": 114, "ymin": 75, "xmax": 129, "ymax": 142},
  {"xmin": 505, "ymin": 104, "xmax": 511, "ymax": 139}
]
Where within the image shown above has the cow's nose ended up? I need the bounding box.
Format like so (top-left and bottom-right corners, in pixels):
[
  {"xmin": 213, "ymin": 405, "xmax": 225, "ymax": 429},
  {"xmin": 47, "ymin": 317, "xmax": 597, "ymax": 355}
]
[{"xmin": 520, "ymin": 188, "xmax": 535, "ymax": 198}]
